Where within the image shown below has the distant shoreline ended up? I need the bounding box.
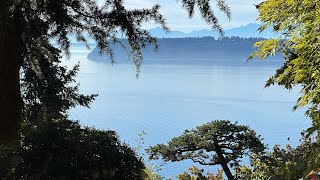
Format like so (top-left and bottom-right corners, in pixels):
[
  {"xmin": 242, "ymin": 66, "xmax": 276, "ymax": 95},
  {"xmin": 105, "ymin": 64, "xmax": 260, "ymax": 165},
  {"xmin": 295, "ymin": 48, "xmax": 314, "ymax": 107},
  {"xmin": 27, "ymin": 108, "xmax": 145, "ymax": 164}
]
[{"xmin": 87, "ymin": 37, "xmax": 282, "ymax": 66}]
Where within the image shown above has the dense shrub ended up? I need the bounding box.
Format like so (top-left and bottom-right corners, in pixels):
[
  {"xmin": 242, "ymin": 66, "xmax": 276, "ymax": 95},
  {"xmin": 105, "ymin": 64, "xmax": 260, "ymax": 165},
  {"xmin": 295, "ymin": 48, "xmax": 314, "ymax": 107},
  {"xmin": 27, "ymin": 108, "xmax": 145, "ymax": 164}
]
[{"xmin": 0, "ymin": 119, "xmax": 144, "ymax": 179}]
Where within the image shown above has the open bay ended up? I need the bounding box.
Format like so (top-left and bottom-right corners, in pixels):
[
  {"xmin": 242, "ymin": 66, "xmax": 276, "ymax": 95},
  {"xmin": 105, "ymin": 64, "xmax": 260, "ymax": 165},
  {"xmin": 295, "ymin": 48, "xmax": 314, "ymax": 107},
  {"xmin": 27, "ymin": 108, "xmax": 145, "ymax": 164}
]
[{"xmin": 67, "ymin": 44, "xmax": 309, "ymax": 178}]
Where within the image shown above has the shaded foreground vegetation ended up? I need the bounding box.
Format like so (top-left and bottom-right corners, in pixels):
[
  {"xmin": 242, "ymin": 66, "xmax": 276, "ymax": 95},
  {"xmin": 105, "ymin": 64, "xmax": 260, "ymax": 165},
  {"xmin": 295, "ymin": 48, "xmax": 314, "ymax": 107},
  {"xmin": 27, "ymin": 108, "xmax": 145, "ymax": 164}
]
[{"xmin": 0, "ymin": 119, "xmax": 144, "ymax": 179}]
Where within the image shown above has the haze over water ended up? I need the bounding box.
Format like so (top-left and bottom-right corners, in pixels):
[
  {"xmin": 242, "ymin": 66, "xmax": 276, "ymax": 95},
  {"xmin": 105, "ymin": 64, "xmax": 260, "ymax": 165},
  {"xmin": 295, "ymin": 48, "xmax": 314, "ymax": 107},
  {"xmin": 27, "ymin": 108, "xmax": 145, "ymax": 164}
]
[{"xmin": 67, "ymin": 44, "xmax": 309, "ymax": 178}]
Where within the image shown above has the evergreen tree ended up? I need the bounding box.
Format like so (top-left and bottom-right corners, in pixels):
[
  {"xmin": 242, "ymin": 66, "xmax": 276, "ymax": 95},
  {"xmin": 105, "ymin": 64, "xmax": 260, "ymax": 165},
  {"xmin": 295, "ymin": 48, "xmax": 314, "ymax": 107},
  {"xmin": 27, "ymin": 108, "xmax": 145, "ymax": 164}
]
[
  {"xmin": 147, "ymin": 120, "xmax": 265, "ymax": 180},
  {"xmin": 0, "ymin": 0, "xmax": 230, "ymax": 144}
]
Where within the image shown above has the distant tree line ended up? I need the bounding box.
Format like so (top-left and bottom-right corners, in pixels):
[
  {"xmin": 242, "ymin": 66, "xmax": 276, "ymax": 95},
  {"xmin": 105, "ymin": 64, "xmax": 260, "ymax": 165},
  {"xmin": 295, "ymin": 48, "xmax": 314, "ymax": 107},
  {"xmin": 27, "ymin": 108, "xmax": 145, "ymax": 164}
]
[{"xmin": 88, "ymin": 36, "xmax": 280, "ymax": 63}]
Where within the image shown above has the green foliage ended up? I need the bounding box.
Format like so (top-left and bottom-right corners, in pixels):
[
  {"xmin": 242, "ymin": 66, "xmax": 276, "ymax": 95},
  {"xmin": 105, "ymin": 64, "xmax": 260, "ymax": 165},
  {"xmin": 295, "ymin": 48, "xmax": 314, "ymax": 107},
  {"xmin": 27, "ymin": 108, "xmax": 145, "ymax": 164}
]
[
  {"xmin": 235, "ymin": 135, "xmax": 320, "ymax": 180},
  {"xmin": 249, "ymin": 0, "xmax": 320, "ymax": 135},
  {"xmin": 143, "ymin": 167, "xmax": 164, "ymax": 180},
  {"xmin": 147, "ymin": 120, "xmax": 266, "ymax": 179},
  {"xmin": 134, "ymin": 130, "xmax": 164, "ymax": 180},
  {"xmin": 246, "ymin": 0, "xmax": 320, "ymax": 178},
  {"xmin": 177, "ymin": 166, "xmax": 223, "ymax": 180},
  {"xmin": 21, "ymin": 53, "xmax": 97, "ymax": 123},
  {"xmin": 0, "ymin": 119, "xmax": 145, "ymax": 179},
  {"xmin": 147, "ymin": 120, "xmax": 265, "ymax": 166}
]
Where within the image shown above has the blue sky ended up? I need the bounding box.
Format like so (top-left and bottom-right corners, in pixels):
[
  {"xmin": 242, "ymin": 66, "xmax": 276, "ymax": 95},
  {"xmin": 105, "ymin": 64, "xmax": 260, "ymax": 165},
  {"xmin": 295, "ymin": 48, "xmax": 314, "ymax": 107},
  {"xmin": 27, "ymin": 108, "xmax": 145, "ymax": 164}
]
[{"xmin": 98, "ymin": 0, "xmax": 264, "ymax": 32}]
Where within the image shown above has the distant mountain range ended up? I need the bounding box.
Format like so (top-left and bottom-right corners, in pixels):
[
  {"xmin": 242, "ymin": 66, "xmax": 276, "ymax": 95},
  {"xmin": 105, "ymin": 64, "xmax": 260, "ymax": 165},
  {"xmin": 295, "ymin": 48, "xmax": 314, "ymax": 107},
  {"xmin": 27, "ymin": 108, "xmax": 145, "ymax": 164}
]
[
  {"xmin": 67, "ymin": 23, "xmax": 276, "ymax": 43},
  {"xmin": 148, "ymin": 23, "xmax": 276, "ymax": 38}
]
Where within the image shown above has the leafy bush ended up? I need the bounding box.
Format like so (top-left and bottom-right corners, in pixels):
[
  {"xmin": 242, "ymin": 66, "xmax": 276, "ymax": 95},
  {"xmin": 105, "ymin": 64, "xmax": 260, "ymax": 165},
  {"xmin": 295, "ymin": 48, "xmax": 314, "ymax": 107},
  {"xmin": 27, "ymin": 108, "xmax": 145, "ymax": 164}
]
[
  {"xmin": 177, "ymin": 166, "xmax": 223, "ymax": 180},
  {"xmin": 0, "ymin": 119, "xmax": 144, "ymax": 179},
  {"xmin": 235, "ymin": 135, "xmax": 320, "ymax": 180}
]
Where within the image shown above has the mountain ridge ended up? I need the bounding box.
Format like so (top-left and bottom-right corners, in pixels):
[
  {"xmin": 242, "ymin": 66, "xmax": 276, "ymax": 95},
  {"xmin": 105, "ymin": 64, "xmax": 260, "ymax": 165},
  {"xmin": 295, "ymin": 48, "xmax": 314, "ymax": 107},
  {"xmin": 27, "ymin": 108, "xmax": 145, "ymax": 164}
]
[
  {"xmin": 66, "ymin": 23, "xmax": 276, "ymax": 43},
  {"xmin": 148, "ymin": 23, "xmax": 276, "ymax": 38}
]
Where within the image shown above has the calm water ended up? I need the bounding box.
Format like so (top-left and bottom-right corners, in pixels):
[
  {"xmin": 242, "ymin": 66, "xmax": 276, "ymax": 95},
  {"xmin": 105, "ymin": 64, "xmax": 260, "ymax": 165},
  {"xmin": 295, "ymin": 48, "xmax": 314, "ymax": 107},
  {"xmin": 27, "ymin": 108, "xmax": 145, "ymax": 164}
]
[{"xmin": 66, "ymin": 44, "xmax": 309, "ymax": 178}]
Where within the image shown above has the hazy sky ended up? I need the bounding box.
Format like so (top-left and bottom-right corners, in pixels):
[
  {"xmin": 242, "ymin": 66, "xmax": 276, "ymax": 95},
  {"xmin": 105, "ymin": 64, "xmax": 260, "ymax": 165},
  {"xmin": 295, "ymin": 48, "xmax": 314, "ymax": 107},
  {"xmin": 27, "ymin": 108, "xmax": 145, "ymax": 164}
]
[{"xmin": 98, "ymin": 0, "xmax": 264, "ymax": 32}]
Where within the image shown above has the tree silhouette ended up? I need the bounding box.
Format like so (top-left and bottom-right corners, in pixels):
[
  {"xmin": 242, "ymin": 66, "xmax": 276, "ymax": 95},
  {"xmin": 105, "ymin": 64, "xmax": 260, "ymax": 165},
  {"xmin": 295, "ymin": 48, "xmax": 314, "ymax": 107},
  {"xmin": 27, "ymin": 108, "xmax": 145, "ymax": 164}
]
[{"xmin": 147, "ymin": 120, "xmax": 266, "ymax": 180}]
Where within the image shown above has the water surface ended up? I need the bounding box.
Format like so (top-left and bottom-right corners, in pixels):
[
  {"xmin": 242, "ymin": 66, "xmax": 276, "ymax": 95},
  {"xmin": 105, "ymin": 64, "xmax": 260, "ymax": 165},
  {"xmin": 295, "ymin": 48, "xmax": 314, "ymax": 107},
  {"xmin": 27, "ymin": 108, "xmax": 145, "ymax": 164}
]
[{"xmin": 67, "ymin": 44, "xmax": 309, "ymax": 178}]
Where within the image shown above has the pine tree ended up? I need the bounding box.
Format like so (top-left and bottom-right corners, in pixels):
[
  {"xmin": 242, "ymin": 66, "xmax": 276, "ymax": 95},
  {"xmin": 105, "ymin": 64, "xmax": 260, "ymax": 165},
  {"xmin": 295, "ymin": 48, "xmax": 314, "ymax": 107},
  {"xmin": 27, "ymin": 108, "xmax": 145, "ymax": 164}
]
[{"xmin": 147, "ymin": 120, "xmax": 266, "ymax": 180}]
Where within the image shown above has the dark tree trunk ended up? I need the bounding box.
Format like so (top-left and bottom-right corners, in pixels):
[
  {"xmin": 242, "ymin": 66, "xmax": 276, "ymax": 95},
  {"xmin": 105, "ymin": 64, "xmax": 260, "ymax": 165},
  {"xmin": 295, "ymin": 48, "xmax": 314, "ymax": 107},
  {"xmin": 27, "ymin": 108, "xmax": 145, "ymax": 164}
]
[
  {"xmin": 216, "ymin": 146, "xmax": 234, "ymax": 180},
  {"xmin": 0, "ymin": 5, "xmax": 22, "ymax": 144}
]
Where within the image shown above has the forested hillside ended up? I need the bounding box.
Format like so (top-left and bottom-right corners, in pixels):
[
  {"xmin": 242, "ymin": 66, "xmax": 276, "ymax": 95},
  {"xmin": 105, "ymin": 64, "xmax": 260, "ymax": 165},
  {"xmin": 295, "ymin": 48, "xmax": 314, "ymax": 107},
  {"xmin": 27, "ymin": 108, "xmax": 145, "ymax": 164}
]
[{"xmin": 88, "ymin": 37, "xmax": 282, "ymax": 65}]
